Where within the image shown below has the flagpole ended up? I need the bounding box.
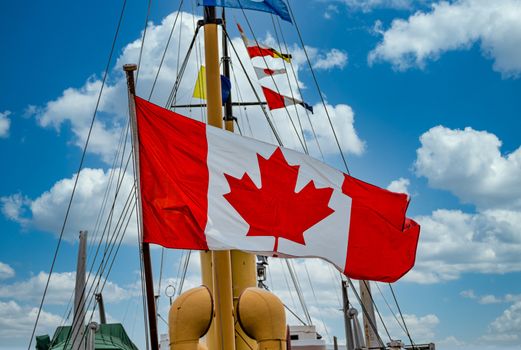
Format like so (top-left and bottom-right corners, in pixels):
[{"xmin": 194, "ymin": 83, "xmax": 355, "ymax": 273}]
[
  {"xmin": 221, "ymin": 8, "xmax": 257, "ymax": 350},
  {"xmin": 124, "ymin": 64, "xmax": 159, "ymax": 350},
  {"xmin": 201, "ymin": 6, "xmax": 236, "ymax": 350}
]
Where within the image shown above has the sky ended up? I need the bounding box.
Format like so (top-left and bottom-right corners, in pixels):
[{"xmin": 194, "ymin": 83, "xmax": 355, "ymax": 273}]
[{"xmin": 1, "ymin": 0, "xmax": 521, "ymax": 349}]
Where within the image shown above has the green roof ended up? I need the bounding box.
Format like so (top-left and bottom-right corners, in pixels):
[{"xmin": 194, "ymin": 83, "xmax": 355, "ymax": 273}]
[{"xmin": 37, "ymin": 323, "xmax": 139, "ymax": 350}]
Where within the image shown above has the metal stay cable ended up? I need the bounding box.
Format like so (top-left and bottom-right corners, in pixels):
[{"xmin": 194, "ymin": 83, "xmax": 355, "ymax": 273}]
[
  {"xmin": 230, "ymin": 61, "xmax": 254, "ymax": 136},
  {"xmin": 148, "ymin": 0, "xmax": 185, "ymax": 100},
  {"xmin": 26, "ymin": 0, "xmax": 128, "ymax": 348},
  {"xmin": 389, "ymin": 283, "xmax": 418, "ymax": 349},
  {"xmin": 64, "ymin": 185, "xmax": 136, "ymax": 350},
  {"xmin": 346, "ymin": 278, "xmax": 388, "ymax": 347},
  {"xmin": 136, "ymin": 0, "xmax": 153, "ymax": 86},
  {"xmin": 286, "ymin": 260, "xmax": 312, "ymax": 325},
  {"xmin": 53, "ymin": 124, "xmax": 131, "ymax": 342},
  {"xmin": 344, "ymin": 278, "xmax": 386, "ymax": 348},
  {"xmin": 273, "ymin": 15, "xmax": 325, "ymax": 161},
  {"xmin": 223, "ymin": 28, "xmax": 283, "ymax": 146},
  {"xmin": 286, "ymin": 0, "xmax": 351, "ymax": 174},
  {"xmin": 166, "ymin": 25, "xmax": 201, "ymax": 109},
  {"xmin": 361, "ymin": 280, "xmax": 393, "ymax": 344},
  {"xmin": 237, "ymin": 8, "xmax": 307, "ymax": 152},
  {"xmin": 70, "ymin": 191, "xmax": 137, "ymax": 350},
  {"xmin": 375, "ymin": 282, "xmax": 407, "ymax": 334},
  {"xmin": 303, "ymin": 260, "xmax": 331, "ymax": 342}
]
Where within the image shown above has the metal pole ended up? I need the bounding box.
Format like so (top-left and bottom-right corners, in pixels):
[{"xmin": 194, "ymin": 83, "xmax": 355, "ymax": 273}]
[
  {"xmin": 341, "ymin": 280, "xmax": 355, "ymax": 350},
  {"xmin": 221, "ymin": 8, "xmax": 257, "ymax": 350},
  {"xmin": 124, "ymin": 64, "xmax": 159, "ymax": 350},
  {"xmin": 95, "ymin": 293, "xmax": 107, "ymax": 324},
  {"xmin": 201, "ymin": 6, "xmax": 236, "ymax": 350},
  {"xmin": 72, "ymin": 230, "xmax": 87, "ymax": 350}
]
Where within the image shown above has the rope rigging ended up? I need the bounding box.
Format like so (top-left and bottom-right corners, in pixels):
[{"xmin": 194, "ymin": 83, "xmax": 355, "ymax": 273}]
[{"xmin": 26, "ymin": 0, "xmax": 128, "ymax": 347}]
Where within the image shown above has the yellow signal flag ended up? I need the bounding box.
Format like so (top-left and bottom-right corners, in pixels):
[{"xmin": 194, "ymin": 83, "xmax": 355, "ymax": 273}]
[{"xmin": 193, "ymin": 65, "xmax": 206, "ymax": 100}]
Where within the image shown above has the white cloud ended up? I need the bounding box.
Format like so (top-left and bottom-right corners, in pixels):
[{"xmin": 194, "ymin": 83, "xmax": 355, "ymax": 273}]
[
  {"xmin": 0, "ymin": 262, "xmax": 15, "ymax": 280},
  {"xmin": 387, "ymin": 177, "xmax": 410, "ymax": 195},
  {"xmin": 460, "ymin": 289, "xmax": 521, "ymax": 305},
  {"xmin": 324, "ymin": 4, "xmax": 339, "ymax": 19},
  {"xmin": 415, "ymin": 126, "xmax": 521, "ymax": 210},
  {"xmin": 1, "ymin": 168, "xmax": 138, "ymax": 244},
  {"xmin": 0, "ymin": 300, "xmax": 61, "ymax": 344},
  {"xmin": 482, "ymin": 301, "xmax": 521, "ymax": 344},
  {"xmin": 338, "ymin": 0, "xmax": 414, "ymax": 12},
  {"xmin": 0, "ymin": 271, "xmax": 137, "ymax": 305},
  {"xmin": 28, "ymin": 11, "xmax": 362, "ymax": 164},
  {"xmin": 312, "ymin": 49, "xmax": 348, "ymax": 70},
  {"xmin": 383, "ymin": 313, "xmax": 439, "ymax": 344},
  {"xmin": 369, "ymin": 0, "xmax": 521, "ymax": 78},
  {"xmin": 0, "ymin": 111, "xmax": 11, "ymax": 138},
  {"xmin": 406, "ymin": 209, "xmax": 521, "ymax": 283}
]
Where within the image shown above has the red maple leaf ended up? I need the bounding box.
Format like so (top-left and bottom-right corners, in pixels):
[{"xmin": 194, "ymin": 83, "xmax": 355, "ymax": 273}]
[{"xmin": 223, "ymin": 148, "xmax": 335, "ymax": 252}]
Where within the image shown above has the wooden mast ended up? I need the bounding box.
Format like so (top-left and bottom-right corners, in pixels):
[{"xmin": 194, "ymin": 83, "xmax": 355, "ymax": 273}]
[{"xmin": 124, "ymin": 64, "xmax": 160, "ymax": 350}]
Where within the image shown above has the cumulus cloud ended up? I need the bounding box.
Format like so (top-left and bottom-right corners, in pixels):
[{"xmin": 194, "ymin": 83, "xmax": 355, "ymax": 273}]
[
  {"xmin": 1, "ymin": 167, "xmax": 138, "ymax": 244},
  {"xmin": 0, "ymin": 271, "xmax": 136, "ymax": 305},
  {"xmin": 311, "ymin": 48, "xmax": 348, "ymax": 70},
  {"xmin": 337, "ymin": 0, "xmax": 414, "ymax": 12},
  {"xmin": 387, "ymin": 177, "xmax": 410, "ymax": 196},
  {"xmin": 414, "ymin": 126, "xmax": 521, "ymax": 210},
  {"xmin": 0, "ymin": 262, "xmax": 15, "ymax": 280},
  {"xmin": 29, "ymin": 11, "xmax": 361, "ymax": 164},
  {"xmin": 0, "ymin": 111, "xmax": 11, "ymax": 138},
  {"xmin": 405, "ymin": 209, "xmax": 521, "ymax": 283},
  {"xmin": 482, "ymin": 301, "xmax": 521, "ymax": 344},
  {"xmin": 0, "ymin": 300, "xmax": 61, "ymax": 344},
  {"xmin": 369, "ymin": 0, "xmax": 521, "ymax": 78},
  {"xmin": 461, "ymin": 289, "xmax": 521, "ymax": 305}
]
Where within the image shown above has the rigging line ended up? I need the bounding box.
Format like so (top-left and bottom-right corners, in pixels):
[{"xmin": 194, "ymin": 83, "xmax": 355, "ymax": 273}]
[
  {"xmin": 177, "ymin": 250, "xmax": 192, "ymax": 296},
  {"xmin": 230, "ymin": 61, "xmax": 254, "ymax": 136},
  {"xmin": 75, "ymin": 197, "xmax": 137, "ymax": 350},
  {"xmin": 64, "ymin": 150, "xmax": 134, "ymax": 333},
  {"xmin": 389, "ymin": 283, "xmax": 418, "ymax": 349},
  {"xmin": 270, "ymin": 13, "xmax": 309, "ymax": 154},
  {"xmin": 303, "ymin": 260, "xmax": 331, "ymax": 342},
  {"xmin": 273, "ymin": 15, "xmax": 325, "ymax": 161},
  {"xmin": 148, "ymin": 0, "xmax": 185, "ymax": 100},
  {"xmin": 64, "ymin": 188, "xmax": 136, "ymax": 350},
  {"xmin": 286, "ymin": 0, "xmax": 351, "ymax": 175},
  {"xmin": 26, "ymin": 0, "xmax": 128, "ymax": 347},
  {"xmin": 361, "ymin": 280, "xmax": 393, "ymax": 343},
  {"xmin": 135, "ymin": 0, "xmax": 153, "ymax": 86},
  {"xmin": 174, "ymin": 250, "xmax": 186, "ymax": 293},
  {"xmin": 237, "ymin": 9, "xmax": 307, "ymax": 153},
  {"xmin": 234, "ymin": 118, "xmax": 243, "ymax": 135},
  {"xmin": 166, "ymin": 25, "xmax": 201, "ymax": 109},
  {"xmin": 223, "ymin": 28, "xmax": 284, "ymax": 146},
  {"xmin": 261, "ymin": 281, "xmax": 308, "ymax": 326},
  {"xmin": 157, "ymin": 248, "xmax": 165, "ymax": 297},
  {"xmin": 235, "ymin": 330, "xmax": 255, "ymax": 350},
  {"xmin": 375, "ymin": 282, "xmax": 407, "ymax": 334},
  {"xmin": 279, "ymin": 259, "xmax": 300, "ymax": 318},
  {"xmin": 56, "ymin": 122, "xmax": 131, "ymax": 337},
  {"xmin": 346, "ymin": 278, "xmax": 387, "ymax": 348},
  {"xmin": 286, "ymin": 259, "xmax": 312, "ymax": 325}
]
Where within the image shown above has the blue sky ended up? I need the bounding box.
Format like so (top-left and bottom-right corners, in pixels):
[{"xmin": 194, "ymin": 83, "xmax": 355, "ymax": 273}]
[{"xmin": 1, "ymin": 0, "xmax": 521, "ymax": 349}]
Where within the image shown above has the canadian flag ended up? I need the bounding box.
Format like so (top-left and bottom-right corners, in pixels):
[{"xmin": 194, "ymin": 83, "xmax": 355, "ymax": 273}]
[{"xmin": 135, "ymin": 97, "xmax": 420, "ymax": 282}]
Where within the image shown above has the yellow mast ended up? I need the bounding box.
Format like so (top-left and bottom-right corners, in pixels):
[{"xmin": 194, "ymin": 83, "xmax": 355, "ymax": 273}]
[
  {"xmin": 200, "ymin": 6, "xmax": 236, "ymax": 350},
  {"xmin": 199, "ymin": 6, "xmax": 285, "ymax": 350}
]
